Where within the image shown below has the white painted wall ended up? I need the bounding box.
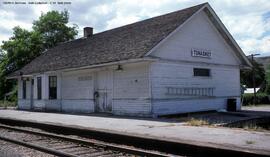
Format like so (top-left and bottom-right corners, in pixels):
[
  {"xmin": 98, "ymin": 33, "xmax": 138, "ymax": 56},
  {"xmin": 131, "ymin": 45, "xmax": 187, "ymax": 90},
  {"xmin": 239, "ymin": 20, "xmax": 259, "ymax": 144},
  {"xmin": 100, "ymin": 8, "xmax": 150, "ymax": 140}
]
[
  {"xmin": 150, "ymin": 11, "xmax": 240, "ymax": 66},
  {"xmin": 61, "ymin": 69, "xmax": 95, "ymax": 113},
  {"xmin": 17, "ymin": 79, "xmax": 22, "ymax": 99},
  {"xmin": 17, "ymin": 10, "xmax": 243, "ymax": 116},
  {"xmin": 17, "ymin": 62, "xmax": 152, "ymax": 116},
  {"xmin": 151, "ymin": 62, "xmax": 240, "ymax": 98},
  {"xmin": 112, "ymin": 62, "xmax": 151, "ymax": 116},
  {"xmin": 32, "ymin": 74, "xmax": 46, "ymax": 110},
  {"xmin": 149, "ymin": 10, "xmax": 242, "ymax": 115},
  {"xmin": 18, "ymin": 73, "xmax": 61, "ymax": 111},
  {"xmin": 150, "ymin": 62, "xmax": 241, "ymax": 115},
  {"xmin": 17, "ymin": 79, "xmax": 31, "ymax": 110},
  {"xmin": 152, "ymin": 97, "xmax": 241, "ymax": 115}
]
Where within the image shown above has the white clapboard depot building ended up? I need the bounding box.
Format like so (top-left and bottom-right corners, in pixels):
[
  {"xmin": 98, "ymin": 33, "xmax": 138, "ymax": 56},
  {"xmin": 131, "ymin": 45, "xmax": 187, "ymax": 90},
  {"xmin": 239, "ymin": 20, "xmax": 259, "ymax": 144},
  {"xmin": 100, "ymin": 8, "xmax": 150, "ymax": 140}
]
[{"xmin": 8, "ymin": 3, "xmax": 251, "ymax": 117}]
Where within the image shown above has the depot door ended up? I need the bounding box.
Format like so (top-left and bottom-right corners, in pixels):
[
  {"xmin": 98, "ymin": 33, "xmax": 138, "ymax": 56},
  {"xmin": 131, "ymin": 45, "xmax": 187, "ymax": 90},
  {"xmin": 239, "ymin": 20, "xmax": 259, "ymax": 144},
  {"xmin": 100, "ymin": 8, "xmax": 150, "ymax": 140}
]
[{"xmin": 95, "ymin": 70, "xmax": 113, "ymax": 112}]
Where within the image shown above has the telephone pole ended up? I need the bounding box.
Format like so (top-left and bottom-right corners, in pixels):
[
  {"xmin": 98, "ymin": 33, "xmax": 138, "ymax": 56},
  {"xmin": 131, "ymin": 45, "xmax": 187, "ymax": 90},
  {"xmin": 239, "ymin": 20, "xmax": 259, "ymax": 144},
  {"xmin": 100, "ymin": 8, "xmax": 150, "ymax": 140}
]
[{"xmin": 249, "ymin": 53, "xmax": 260, "ymax": 105}]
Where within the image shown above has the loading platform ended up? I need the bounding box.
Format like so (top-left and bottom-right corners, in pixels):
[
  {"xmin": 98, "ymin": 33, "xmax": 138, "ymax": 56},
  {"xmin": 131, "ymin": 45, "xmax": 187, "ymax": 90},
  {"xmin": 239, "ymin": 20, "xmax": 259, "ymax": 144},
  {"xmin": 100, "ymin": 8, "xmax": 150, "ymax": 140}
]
[{"xmin": 0, "ymin": 110, "xmax": 269, "ymax": 156}]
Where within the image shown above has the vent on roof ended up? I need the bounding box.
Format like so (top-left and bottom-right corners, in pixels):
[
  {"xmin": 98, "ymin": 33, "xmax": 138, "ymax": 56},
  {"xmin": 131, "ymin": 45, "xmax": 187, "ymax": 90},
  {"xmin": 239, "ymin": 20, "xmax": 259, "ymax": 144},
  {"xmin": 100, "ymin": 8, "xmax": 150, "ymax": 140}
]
[{"xmin": 84, "ymin": 27, "xmax": 93, "ymax": 38}]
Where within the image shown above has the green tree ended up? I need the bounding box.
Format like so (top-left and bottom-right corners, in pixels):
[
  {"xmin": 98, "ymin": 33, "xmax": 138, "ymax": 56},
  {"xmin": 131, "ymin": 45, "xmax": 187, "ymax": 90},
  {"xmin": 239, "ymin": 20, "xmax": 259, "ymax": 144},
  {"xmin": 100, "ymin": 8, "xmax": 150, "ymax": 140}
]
[
  {"xmin": 0, "ymin": 50, "xmax": 8, "ymax": 98},
  {"xmin": 265, "ymin": 65, "xmax": 270, "ymax": 94},
  {"xmin": 241, "ymin": 58, "xmax": 265, "ymax": 88},
  {"xmin": 0, "ymin": 10, "xmax": 78, "ymax": 100},
  {"xmin": 33, "ymin": 10, "xmax": 78, "ymax": 49},
  {"xmin": 2, "ymin": 27, "xmax": 43, "ymax": 74}
]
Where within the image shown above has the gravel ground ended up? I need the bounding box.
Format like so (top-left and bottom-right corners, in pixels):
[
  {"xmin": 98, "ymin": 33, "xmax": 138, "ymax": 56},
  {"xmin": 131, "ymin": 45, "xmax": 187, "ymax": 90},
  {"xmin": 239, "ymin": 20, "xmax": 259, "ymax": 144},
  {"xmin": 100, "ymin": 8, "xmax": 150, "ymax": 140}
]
[
  {"xmin": 1, "ymin": 110, "xmax": 269, "ymax": 155},
  {"xmin": 0, "ymin": 140, "xmax": 55, "ymax": 157},
  {"xmin": 0, "ymin": 127, "xmax": 138, "ymax": 157}
]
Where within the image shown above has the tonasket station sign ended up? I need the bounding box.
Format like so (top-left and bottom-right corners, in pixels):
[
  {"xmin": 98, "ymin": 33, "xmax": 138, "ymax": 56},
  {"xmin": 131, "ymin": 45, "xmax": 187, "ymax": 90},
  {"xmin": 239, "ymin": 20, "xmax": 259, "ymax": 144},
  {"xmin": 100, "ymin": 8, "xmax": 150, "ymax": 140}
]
[{"xmin": 191, "ymin": 48, "xmax": 211, "ymax": 58}]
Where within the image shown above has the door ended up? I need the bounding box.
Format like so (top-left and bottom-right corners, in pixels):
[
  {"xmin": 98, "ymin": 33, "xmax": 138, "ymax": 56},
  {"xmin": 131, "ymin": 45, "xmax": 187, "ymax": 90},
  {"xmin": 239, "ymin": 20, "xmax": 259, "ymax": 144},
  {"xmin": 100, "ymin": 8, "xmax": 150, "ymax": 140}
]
[
  {"xmin": 95, "ymin": 70, "xmax": 113, "ymax": 112},
  {"xmin": 30, "ymin": 79, "xmax": 34, "ymax": 110}
]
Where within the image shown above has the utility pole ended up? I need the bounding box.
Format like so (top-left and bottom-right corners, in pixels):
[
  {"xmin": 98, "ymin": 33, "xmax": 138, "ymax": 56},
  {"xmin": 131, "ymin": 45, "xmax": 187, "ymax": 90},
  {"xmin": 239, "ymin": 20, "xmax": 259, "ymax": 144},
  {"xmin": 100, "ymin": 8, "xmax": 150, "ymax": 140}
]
[{"xmin": 249, "ymin": 53, "xmax": 260, "ymax": 105}]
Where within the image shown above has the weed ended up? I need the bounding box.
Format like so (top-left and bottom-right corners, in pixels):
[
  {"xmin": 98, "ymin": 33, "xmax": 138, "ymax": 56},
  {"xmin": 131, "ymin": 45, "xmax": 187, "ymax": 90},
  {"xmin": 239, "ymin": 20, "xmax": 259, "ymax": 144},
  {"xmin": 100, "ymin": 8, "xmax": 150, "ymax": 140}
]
[
  {"xmin": 186, "ymin": 118, "xmax": 210, "ymax": 126},
  {"xmin": 0, "ymin": 101, "xmax": 16, "ymax": 108},
  {"xmin": 246, "ymin": 140, "xmax": 255, "ymax": 144},
  {"xmin": 243, "ymin": 123, "xmax": 264, "ymax": 131}
]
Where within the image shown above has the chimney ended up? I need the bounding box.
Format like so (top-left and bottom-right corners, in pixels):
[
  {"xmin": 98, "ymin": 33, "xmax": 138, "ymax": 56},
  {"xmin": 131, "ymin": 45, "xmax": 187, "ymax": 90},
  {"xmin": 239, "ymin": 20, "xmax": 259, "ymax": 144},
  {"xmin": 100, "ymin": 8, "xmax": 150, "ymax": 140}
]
[{"xmin": 83, "ymin": 27, "xmax": 93, "ymax": 38}]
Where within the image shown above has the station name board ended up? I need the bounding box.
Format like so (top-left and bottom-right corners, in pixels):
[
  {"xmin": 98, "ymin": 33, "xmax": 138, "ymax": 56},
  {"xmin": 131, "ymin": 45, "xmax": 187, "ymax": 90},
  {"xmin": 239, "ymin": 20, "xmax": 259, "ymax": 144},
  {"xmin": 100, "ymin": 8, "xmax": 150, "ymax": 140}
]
[{"xmin": 191, "ymin": 48, "xmax": 211, "ymax": 58}]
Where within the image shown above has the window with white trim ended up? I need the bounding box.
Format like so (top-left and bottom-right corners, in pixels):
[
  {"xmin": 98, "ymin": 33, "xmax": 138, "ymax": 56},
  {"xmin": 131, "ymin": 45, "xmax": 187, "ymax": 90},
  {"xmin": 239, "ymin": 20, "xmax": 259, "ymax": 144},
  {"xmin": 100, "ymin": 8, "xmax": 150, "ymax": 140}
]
[{"xmin": 49, "ymin": 76, "xmax": 57, "ymax": 99}]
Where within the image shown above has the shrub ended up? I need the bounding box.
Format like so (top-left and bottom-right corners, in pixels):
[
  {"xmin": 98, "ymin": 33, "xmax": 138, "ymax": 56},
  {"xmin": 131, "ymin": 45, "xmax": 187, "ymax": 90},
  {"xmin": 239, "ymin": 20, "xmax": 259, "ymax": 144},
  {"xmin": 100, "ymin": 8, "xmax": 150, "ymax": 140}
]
[
  {"xmin": 242, "ymin": 93, "xmax": 270, "ymax": 106},
  {"xmin": 0, "ymin": 101, "xmax": 16, "ymax": 108},
  {"xmin": 265, "ymin": 67, "xmax": 270, "ymax": 94}
]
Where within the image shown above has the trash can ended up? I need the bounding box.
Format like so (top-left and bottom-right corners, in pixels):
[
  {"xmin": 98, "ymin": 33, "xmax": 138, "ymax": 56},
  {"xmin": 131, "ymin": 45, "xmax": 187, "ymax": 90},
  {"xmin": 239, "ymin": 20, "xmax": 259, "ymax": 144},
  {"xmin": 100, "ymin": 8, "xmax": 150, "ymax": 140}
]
[{"xmin": 227, "ymin": 98, "xmax": 237, "ymax": 112}]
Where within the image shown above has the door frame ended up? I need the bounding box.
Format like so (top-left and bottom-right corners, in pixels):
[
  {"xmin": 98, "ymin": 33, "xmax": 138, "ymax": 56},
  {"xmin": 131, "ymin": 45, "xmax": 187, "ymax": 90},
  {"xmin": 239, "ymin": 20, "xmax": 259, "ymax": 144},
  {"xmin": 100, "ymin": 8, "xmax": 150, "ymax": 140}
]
[{"xmin": 94, "ymin": 69, "xmax": 113, "ymax": 113}]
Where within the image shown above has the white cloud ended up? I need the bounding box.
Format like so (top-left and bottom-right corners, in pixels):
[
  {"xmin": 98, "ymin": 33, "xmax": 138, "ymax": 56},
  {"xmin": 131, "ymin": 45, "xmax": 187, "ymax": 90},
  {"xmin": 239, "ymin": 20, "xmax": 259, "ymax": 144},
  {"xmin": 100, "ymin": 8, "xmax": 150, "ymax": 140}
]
[
  {"xmin": 223, "ymin": 15, "xmax": 267, "ymax": 39},
  {"xmin": 106, "ymin": 15, "xmax": 140, "ymax": 30},
  {"xmin": 207, "ymin": 0, "xmax": 270, "ymax": 55},
  {"xmin": 238, "ymin": 36, "xmax": 270, "ymax": 55},
  {"xmin": 32, "ymin": 3, "xmax": 50, "ymax": 16}
]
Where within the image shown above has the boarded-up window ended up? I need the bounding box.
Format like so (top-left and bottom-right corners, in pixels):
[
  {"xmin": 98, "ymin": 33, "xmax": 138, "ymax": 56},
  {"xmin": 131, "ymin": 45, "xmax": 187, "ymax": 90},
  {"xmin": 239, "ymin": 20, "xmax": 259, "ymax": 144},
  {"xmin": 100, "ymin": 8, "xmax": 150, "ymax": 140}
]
[
  {"xmin": 37, "ymin": 77, "xmax": 42, "ymax": 100},
  {"xmin": 194, "ymin": 68, "xmax": 210, "ymax": 77},
  {"xmin": 49, "ymin": 76, "xmax": 57, "ymax": 99},
  {"xmin": 22, "ymin": 80, "xmax": 26, "ymax": 99}
]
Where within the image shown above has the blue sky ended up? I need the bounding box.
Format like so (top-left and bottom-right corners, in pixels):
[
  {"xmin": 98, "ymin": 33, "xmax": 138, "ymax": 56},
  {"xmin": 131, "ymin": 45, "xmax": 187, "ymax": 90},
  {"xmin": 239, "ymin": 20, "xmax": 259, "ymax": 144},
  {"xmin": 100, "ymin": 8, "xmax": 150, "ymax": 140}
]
[{"xmin": 0, "ymin": 0, "xmax": 269, "ymax": 56}]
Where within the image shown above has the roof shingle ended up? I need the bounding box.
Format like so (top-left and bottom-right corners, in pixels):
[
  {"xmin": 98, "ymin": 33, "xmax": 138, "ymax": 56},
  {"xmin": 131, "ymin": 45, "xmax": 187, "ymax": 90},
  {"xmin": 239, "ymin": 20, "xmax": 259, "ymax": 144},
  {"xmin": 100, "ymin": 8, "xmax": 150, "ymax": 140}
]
[{"xmin": 10, "ymin": 3, "xmax": 205, "ymax": 76}]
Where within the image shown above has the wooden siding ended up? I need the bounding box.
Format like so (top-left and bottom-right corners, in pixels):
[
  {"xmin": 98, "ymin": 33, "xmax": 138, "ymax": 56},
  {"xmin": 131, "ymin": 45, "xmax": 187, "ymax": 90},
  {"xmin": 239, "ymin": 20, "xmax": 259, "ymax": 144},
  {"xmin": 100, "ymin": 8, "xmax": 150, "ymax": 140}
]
[
  {"xmin": 149, "ymin": 10, "xmax": 242, "ymax": 115},
  {"xmin": 151, "ymin": 62, "xmax": 240, "ymax": 98},
  {"xmin": 112, "ymin": 62, "xmax": 151, "ymax": 115},
  {"xmin": 153, "ymin": 98, "xmax": 241, "ymax": 115},
  {"xmin": 150, "ymin": 11, "xmax": 240, "ymax": 66},
  {"xmin": 16, "ymin": 9, "xmax": 244, "ymax": 116},
  {"xmin": 17, "ymin": 62, "xmax": 151, "ymax": 115},
  {"xmin": 17, "ymin": 99, "xmax": 31, "ymax": 110},
  {"xmin": 61, "ymin": 100, "xmax": 94, "ymax": 113},
  {"xmin": 62, "ymin": 69, "xmax": 94, "ymax": 100},
  {"xmin": 150, "ymin": 62, "xmax": 241, "ymax": 115},
  {"xmin": 61, "ymin": 69, "xmax": 95, "ymax": 113},
  {"xmin": 17, "ymin": 79, "xmax": 31, "ymax": 110}
]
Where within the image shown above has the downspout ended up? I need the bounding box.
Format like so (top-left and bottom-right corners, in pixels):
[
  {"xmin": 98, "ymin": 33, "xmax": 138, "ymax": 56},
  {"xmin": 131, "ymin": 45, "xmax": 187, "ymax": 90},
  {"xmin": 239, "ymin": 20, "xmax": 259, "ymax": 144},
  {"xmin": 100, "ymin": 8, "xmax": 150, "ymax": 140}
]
[
  {"xmin": 148, "ymin": 62, "xmax": 154, "ymax": 117},
  {"xmin": 60, "ymin": 72, "xmax": 63, "ymax": 112}
]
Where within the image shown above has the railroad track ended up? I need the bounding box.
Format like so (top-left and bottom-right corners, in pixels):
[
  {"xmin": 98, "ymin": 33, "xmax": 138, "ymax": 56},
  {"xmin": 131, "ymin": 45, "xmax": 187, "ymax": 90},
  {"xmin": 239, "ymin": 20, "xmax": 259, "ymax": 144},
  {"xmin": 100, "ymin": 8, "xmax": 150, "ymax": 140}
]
[{"xmin": 0, "ymin": 124, "xmax": 173, "ymax": 157}]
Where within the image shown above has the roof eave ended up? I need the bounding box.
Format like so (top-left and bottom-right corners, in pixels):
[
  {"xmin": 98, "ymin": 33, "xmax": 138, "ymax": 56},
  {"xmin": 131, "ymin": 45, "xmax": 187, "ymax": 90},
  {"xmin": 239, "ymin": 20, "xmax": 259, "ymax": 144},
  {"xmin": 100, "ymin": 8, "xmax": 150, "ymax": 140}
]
[
  {"xmin": 7, "ymin": 57, "xmax": 157, "ymax": 78},
  {"xmin": 203, "ymin": 4, "xmax": 252, "ymax": 67},
  {"xmin": 6, "ymin": 74, "xmax": 33, "ymax": 80},
  {"xmin": 6, "ymin": 76, "xmax": 19, "ymax": 80},
  {"xmin": 145, "ymin": 3, "xmax": 252, "ymax": 68}
]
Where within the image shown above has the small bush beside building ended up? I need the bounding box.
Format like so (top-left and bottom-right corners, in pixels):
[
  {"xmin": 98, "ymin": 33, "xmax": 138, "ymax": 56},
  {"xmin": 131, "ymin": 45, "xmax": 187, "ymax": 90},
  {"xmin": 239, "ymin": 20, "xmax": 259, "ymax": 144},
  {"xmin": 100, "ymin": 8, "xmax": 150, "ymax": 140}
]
[{"xmin": 242, "ymin": 93, "xmax": 270, "ymax": 106}]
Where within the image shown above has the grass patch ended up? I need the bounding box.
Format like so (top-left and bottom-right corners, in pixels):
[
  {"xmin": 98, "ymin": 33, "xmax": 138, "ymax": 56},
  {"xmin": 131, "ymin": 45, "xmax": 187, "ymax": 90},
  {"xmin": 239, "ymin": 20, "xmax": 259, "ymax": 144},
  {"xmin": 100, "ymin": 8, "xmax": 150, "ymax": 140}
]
[
  {"xmin": 0, "ymin": 101, "xmax": 16, "ymax": 108},
  {"xmin": 186, "ymin": 118, "xmax": 210, "ymax": 126},
  {"xmin": 246, "ymin": 140, "xmax": 255, "ymax": 144},
  {"xmin": 242, "ymin": 123, "xmax": 268, "ymax": 131},
  {"xmin": 244, "ymin": 104, "xmax": 270, "ymax": 107}
]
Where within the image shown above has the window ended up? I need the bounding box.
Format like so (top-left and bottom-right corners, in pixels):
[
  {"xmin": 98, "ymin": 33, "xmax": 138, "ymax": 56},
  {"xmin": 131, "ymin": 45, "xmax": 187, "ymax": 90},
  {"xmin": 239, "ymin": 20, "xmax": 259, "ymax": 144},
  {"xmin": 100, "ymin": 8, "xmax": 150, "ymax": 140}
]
[
  {"xmin": 37, "ymin": 77, "xmax": 42, "ymax": 100},
  {"xmin": 49, "ymin": 76, "xmax": 57, "ymax": 99},
  {"xmin": 194, "ymin": 68, "xmax": 210, "ymax": 77},
  {"xmin": 22, "ymin": 80, "xmax": 26, "ymax": 99}
]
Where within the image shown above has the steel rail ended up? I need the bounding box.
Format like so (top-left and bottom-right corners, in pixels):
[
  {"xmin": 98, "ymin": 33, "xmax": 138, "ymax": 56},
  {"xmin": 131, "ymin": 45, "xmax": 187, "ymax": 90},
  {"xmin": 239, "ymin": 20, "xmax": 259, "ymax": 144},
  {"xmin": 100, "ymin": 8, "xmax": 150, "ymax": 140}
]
[
  {"xmin": 0, "ymin": 124, "xmax": 172, "ymax": 157},
  {"xmin": 0, "ymin": 135, "xmax": 78, "ymax": 157}
]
